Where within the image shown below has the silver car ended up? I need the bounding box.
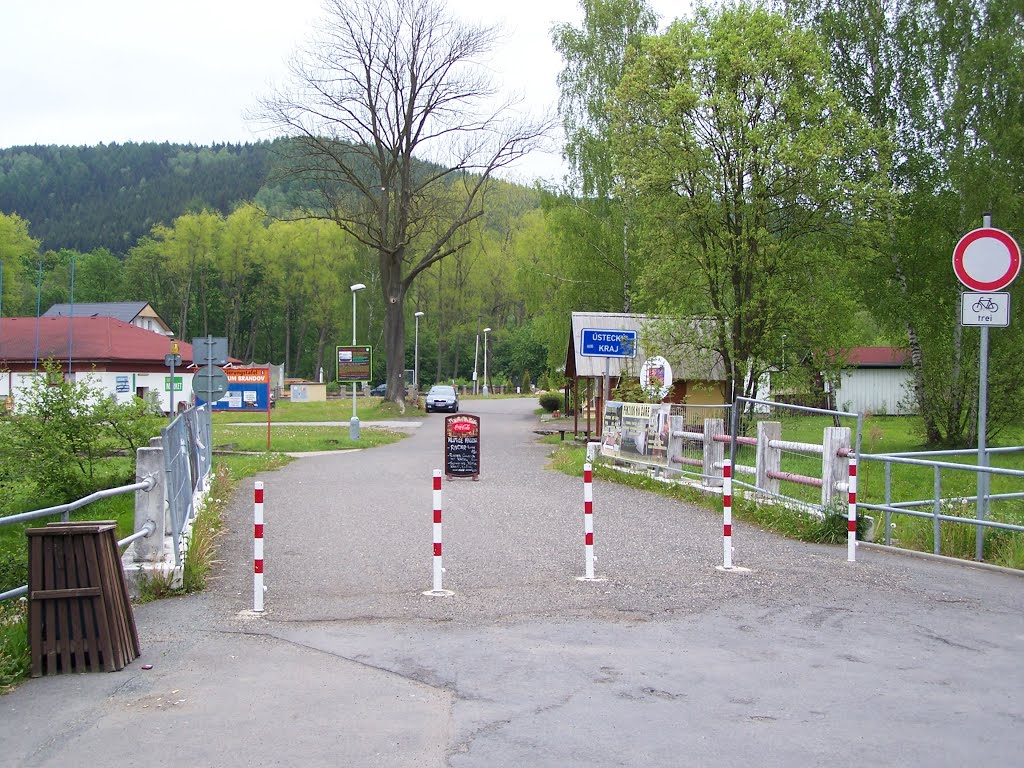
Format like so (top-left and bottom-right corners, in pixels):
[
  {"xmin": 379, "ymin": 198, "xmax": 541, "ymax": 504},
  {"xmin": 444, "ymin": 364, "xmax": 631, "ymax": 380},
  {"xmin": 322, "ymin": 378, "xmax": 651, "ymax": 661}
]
[{"xmin": 424, "ymin": 385, "xmax": 459, "ymax": 413}]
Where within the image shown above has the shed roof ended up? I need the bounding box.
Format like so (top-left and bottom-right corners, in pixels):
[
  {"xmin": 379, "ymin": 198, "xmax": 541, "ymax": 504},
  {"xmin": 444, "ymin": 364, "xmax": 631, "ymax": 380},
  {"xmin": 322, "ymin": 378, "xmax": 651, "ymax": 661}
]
[
  {"xmin": 566, "ymin": 312, "xmax": 725, "ymax": 381},
  {"xmin": 841, "ymin": 347, "xmax": 910, "ymax": 368}
]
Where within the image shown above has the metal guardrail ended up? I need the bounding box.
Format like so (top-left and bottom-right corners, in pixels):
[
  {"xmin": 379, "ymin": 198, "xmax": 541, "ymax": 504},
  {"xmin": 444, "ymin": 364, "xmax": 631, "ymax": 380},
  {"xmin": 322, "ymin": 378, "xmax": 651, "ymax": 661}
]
[
  {"xmin": 0, "ymin": 477, "xmax": 156, "ymax": 528},
  {"xmin": 858, "ymin": 449, "xmax": 1024, "ymax": 559}
]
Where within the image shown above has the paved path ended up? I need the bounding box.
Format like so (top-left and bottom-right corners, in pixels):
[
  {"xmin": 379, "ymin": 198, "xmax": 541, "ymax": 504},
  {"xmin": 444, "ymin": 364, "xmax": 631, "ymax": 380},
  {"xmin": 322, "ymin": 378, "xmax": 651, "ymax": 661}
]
[{"xmin": 3, "ymin": 398, "xmax": 1023, "ymax": 767}]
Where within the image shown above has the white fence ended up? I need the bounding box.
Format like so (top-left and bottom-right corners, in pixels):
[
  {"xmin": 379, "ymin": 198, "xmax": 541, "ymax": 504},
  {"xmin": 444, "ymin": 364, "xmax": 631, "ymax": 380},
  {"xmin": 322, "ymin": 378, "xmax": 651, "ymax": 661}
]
[{"xmin": 598, "ymin": 399, "xmax": 860, "ymax": 514}]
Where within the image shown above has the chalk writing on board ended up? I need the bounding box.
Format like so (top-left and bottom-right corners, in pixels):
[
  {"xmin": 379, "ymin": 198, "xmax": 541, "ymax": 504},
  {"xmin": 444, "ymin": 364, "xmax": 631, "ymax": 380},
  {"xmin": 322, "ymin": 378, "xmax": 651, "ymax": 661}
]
[{"xmin": 445, "ymin": 414, "xmax": 481, "ymax": 479}]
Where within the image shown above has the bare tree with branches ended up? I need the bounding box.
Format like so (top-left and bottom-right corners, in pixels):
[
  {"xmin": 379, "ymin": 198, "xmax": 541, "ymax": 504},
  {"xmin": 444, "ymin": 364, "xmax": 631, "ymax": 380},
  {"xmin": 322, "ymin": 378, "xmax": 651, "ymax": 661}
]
[{"xmin": 252, "ymin": 0, "xmax": 553, "ymax": 405}]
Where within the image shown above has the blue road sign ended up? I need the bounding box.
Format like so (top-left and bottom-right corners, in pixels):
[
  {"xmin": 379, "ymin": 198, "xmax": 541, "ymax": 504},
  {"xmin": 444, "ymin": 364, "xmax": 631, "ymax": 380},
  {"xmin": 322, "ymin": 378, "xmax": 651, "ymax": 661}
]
[{"xmin": 580, "ymin": 328, "xmax": 638, "ymax": 357}]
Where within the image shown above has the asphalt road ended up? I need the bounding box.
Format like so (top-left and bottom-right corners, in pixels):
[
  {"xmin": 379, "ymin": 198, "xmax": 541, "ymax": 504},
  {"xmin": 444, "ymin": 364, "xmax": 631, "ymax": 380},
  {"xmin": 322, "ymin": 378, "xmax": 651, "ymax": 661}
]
[{"xmin": 2, "ymin": 397, "xmax": 1022, "ymax": 767}]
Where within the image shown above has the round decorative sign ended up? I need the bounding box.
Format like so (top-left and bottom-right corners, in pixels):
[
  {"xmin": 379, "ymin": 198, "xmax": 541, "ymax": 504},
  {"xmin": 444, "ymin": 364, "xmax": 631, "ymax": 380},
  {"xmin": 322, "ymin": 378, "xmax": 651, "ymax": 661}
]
[
  {"xmin": 639, "ymin": 356, "xmax": 672, "ymax": 401},
  {"xmin": 952, "ymin": 227, "xmax": 1021, "ymax": 292}
]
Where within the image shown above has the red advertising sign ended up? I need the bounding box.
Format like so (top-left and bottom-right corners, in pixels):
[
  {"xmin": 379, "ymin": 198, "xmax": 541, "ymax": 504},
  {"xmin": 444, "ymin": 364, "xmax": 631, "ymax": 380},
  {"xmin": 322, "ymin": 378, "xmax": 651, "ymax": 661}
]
[{"xmin": 444, "ymin": 414, "xmax": 480, "ymax": 480}]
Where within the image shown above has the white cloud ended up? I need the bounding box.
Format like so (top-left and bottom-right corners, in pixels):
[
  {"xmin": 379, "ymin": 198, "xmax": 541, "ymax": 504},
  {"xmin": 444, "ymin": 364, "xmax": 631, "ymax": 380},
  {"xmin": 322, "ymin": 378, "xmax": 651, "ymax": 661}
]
[{"xmin": 2, "ymin": 0, "xmax": 686, "ymax": 182}]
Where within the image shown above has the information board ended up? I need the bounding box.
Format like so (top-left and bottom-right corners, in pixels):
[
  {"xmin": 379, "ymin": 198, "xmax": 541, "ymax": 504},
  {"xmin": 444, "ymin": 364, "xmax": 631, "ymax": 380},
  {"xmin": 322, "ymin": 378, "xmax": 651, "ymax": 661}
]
[
  {"xmin": 197, "ymin": 367, "xmax": 271, "ymax": 411},
  {"xmin": 336, "ymin": 345, "xmax": 372, "ymax": 382},
  {"xmin": 444, "ymin": 414, "xmax": 481, "ymax": 480}
]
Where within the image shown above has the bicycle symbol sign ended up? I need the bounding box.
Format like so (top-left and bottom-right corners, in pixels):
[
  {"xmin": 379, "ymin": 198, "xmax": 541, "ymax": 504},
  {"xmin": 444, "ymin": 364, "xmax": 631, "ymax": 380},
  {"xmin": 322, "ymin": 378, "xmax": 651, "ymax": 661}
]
[
  {"xmin": 972, "ymin": 296, "xmax": 999, "ymax": 313},
  {"xmin": 961, "ymin": 291, "xmax": 1010, "ymax": 327}
]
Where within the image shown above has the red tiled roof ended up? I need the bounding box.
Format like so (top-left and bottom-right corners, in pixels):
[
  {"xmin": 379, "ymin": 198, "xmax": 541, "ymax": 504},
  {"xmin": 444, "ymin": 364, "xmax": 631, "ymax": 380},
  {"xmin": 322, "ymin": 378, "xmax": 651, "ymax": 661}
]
[
  {"xmin": 843, "ymin": 347, "xmax": 910, "ymax": 367},
  {"xmin": 0, "ymin": 317, "xmax": 193, "ymax": 366}
]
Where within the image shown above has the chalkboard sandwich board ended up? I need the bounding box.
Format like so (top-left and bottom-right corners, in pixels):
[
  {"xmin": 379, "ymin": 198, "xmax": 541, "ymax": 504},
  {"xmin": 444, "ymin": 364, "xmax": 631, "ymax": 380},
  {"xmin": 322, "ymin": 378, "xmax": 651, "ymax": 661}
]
[{"xmin": 445, "ymin": 414, "xmax": 481, "ymax": 480}]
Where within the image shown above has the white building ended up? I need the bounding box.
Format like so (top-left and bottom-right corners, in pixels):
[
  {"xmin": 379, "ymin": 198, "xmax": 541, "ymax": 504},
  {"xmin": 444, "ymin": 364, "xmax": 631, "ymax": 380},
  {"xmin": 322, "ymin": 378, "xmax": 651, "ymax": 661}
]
[{"xmin": 833, "ymin": 347, "xmax": 916, "ymax": 415}]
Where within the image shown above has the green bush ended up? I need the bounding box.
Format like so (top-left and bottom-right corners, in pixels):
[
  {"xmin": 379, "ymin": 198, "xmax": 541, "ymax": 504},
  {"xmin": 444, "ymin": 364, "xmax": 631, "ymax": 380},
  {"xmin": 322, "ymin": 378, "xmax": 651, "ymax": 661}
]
[{"xmin": 539, "ymin": 392, "xmax": 564, "ymax": 413}]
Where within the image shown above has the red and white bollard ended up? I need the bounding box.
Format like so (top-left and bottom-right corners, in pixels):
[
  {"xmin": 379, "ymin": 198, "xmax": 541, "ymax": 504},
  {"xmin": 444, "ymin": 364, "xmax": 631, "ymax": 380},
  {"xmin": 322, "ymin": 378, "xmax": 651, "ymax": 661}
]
[
  {"xmin": 424, "ymin": 470, "xmax": 453, "ymax": 596},
  {"xmin": 716, "ymin": 460, "xmax": 748, "ymax": 573},
  {"xmin": 577, "ymin": 463, "xmax": 604, "ymax": 582},
  {"xmin": 583, "ymin": 462, "xmax": 594, "ymax": 578},
  {"xmin": 722, "ymin": 459, "xmax": 733, "ymax": 569},
  {"xmin": 848, "ymin": 458, "xmax": 858, "ymax": 562},
  {"xmin": 254, "ymin": 481, "xmax": 264, "ymax": 612}
]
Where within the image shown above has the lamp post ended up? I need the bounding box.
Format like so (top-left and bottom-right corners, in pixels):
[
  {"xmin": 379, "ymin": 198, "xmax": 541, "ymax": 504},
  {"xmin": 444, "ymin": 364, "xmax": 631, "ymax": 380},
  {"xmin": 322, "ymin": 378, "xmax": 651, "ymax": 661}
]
[
  {"xmin": 414, "ymin": 311, "xmax": 425, "ymax": 393},
  {"xmin": 472, "ymin": 329, "xmax": 480, "ymax": 396},
  {"xmin": 350, "ymin": 283, "xmax": 366, "ymax": 440},
  {"xmin": 482, "ymin": 327, "xmax": 491, "ymax": 396}
]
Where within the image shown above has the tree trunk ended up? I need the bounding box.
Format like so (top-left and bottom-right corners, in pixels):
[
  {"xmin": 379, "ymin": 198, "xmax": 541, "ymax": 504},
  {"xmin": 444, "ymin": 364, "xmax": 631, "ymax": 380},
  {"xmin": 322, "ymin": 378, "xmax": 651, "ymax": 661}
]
[{"xmin": 382, "ymin": 286, "xmax": 407, "ymax": 405}]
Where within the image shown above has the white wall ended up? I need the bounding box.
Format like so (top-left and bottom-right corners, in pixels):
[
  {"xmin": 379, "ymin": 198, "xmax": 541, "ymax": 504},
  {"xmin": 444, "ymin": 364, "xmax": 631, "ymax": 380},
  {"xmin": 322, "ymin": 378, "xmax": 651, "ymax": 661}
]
[
  {"xmin": 836, "ymin": 368, "xmax": 916, "ymax": 416},
  {"xmin": 1, "ymin": 369, "xmax": 195, "ymax": 414}
]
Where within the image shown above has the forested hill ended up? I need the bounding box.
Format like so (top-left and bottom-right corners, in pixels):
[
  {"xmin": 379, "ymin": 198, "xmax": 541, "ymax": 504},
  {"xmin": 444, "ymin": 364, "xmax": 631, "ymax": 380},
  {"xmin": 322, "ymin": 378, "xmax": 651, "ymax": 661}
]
[{"xmin": 0, "ymin": 141, "xmax": 274, "ymax": 254}]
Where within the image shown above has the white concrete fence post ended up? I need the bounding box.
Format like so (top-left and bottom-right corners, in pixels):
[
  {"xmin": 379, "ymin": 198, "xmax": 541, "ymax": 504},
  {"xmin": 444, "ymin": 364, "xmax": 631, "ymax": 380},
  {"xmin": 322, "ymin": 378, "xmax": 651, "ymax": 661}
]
[
  {"xmin": 755, "ymin": 421, "xmax": 781, "ymax": 498},
  {"xmin": 704, "ymin": 418, "xmax": 725, "ymax": 488},
  {"xmin": 822, "ymin": 427, "xmax": 852, "ymax": 507},
  {"xmin": 666, "ymin": 415, "xmax": 684, "ymax": 478},
  {"xmin": 132, "ymin": 445, "xmax": 166, "ymax": 563}
]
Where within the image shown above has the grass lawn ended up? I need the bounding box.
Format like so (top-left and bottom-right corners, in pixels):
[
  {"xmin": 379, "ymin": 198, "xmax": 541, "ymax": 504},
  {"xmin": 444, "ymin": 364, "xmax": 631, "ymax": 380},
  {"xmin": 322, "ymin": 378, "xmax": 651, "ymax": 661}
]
[
  {"xmin": 214, "ymin": 397, "xmax": 421, "ymax": 423},
  {"xmin": 213, "ymin": 424, "xmax": 409, "ymax": 453}
]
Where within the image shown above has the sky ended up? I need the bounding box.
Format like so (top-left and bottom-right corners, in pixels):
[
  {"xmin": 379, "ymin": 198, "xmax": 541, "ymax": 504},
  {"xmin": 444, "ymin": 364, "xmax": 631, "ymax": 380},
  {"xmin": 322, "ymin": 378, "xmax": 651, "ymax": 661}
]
[{"xmin": 2, "ymin": 0, "xmax": 687, "ymax": 185}]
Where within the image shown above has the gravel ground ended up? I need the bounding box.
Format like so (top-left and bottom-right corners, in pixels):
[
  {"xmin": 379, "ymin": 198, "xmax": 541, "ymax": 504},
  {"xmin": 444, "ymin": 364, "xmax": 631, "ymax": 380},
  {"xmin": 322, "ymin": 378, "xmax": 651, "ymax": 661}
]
[{"xmin": 2, "ymin": 397, "xmax": 1022, "ymax": 767}]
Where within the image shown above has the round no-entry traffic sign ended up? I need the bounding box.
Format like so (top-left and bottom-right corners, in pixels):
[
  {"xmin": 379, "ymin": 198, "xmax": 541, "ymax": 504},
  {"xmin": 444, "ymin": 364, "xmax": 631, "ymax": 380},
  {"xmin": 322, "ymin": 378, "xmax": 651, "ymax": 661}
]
[{"xmin": 952, "ymin": 227, "xmax": 1021, "ymax": 291}]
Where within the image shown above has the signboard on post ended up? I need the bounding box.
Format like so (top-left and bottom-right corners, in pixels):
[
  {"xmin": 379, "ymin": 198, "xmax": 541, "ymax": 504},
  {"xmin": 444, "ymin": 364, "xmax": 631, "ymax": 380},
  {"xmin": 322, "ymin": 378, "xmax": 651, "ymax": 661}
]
[
  {"xmin": 580, "ymin": 329, "xmax": 638, "ymax": 358},
  {"xmin": 191, "ymin": 336, "xmax": 230, "ymax": 366},
  {"xmin": 336, "ymin": 345, "xmax": 372, "ymax": 382},
  {"xmin": 961, "ymin": 292, "xmax": 1010, "ymax": 327},
  {"xmin": 953, "ymin": 217, "xmax": 1020, "ymax": 562},
  {"xmin": 640, "ymin": 356, "xmax": 673, "ymax": 401},
  {"xmin": 444, "ymin": 414, "xmax": 481, "ymax": 480},
  {"xmin": 193, "ymin": 365, "xmax": 229, "ymax": 403}
]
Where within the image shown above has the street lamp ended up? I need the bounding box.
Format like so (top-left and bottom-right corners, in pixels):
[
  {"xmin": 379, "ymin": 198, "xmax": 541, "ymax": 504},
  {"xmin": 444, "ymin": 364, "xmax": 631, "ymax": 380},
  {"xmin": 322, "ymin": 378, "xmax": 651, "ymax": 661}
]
[
  {"xmin": 482, "ymin": 327, "xmax": 491, "ymax": 396},
  {"xmin": 350, "ymin": 283, "xmax": 366, "ymax": 440},
  {"xmin": 472, "ymin": 328, "xmax": 480, "ymax": 396},
  {"xmin": 414, "ymin": 311, "xmax": 425, "ymax": 393}
]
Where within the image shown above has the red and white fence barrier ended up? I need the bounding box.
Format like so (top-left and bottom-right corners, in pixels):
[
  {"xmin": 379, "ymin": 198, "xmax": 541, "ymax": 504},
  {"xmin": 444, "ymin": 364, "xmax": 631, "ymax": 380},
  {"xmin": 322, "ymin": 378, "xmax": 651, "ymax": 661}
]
[
  {"xmin": 254, "ymin": 481, "xmax": 264, "ymax": 612},
  {"xmin": 848, "ymin": 458, "xmax": 858, "ymax": 562}
]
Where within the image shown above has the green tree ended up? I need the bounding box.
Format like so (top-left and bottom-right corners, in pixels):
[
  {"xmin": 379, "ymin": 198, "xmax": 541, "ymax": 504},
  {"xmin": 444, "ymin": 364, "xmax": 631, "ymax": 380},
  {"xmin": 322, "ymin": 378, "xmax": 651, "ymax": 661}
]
[
  {"xmin": 787, "ymin": 0, "xmax": 1024, "ymax": 444},
  {"xmin": 74, "ymin": 248, "xmax": 126, "ymax": 302},
  {"xmin": 551, "ymin": 0, "xmax": 658, "ymax": 313},
  {"xmin": 0, "ymin": 211, "xmax": 39, "ymax": 315},
  {"xmin": 611, "ymin": 3, "xmax": 885, "ymax": 402}
]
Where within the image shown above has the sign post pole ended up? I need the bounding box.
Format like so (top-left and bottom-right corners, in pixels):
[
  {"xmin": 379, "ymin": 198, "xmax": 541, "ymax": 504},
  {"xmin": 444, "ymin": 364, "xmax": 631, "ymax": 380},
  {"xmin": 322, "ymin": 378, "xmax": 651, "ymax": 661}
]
[
  {"xmin": 168, "ymin": 346, "xmax": 176, "ymax": 422},
  {"xmin": 976, "ymin": 214, "xmax": 993, "ymax": 560},
  {"xmin": 951, "ymin": 213, "xmax": 1021, "ymax": 560}
]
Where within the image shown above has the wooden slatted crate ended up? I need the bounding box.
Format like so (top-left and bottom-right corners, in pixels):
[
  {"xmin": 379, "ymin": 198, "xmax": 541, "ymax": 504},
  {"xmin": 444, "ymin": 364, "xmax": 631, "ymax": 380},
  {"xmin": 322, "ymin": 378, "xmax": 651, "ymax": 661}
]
[{"xmin": 27, "ymin": 522, "xmax": 140, "ymax": 676}]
